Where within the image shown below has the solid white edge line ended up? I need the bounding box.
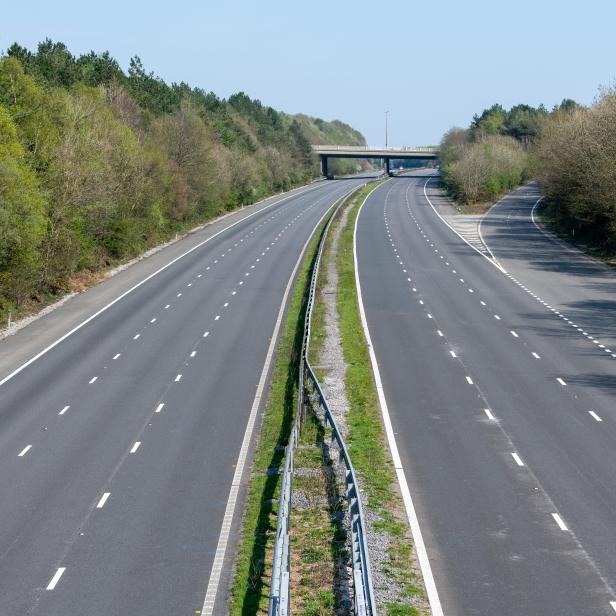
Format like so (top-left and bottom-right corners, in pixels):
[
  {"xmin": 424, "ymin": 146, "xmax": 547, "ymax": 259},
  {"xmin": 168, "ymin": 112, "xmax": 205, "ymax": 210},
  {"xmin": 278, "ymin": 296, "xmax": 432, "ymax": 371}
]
[
  {"xmin": 0, "ymin": 182, "xmax": 325, "ymax": 388},
  {"xmin": 353, "ymin": 181, "xmax": 444, "ymax": 616},
  {"xmin": 423, "ymin": 177, "xmax": 506, "ymax": 273},
  {"xmin": 200, "ymin": 183, "xmax": 361, "ymax": 616},
  {"xmin": 46, "ymin": 567, "xmax": 66, "ymax": 590}
]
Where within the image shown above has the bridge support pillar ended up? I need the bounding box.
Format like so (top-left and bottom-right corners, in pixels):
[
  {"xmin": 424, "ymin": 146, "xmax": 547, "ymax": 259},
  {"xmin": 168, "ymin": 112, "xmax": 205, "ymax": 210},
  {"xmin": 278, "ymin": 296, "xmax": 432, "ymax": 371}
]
[
  {"xmin": 385, "ymin": 157, "xmax": 392, "ymax": 176},
  {"xmin": 320, "ymin": 155, "xmax": 330, "ymax": 179}
]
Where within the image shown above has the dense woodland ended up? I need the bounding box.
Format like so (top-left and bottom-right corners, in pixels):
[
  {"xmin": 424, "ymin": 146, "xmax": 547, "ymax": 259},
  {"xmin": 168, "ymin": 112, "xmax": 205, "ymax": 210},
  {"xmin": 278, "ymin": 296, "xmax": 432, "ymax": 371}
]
[
  {"xmin": 440, "ymin": 93, "xmax": 616, "ymax": 252},
  {"xmin": 0, "ymin": 40, "xmax": 367, "ymax": 324}
]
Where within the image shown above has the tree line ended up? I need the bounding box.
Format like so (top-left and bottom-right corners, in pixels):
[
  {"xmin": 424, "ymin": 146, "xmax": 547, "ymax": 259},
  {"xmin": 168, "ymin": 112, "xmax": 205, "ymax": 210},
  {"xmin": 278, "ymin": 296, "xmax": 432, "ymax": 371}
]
[
  {"xmin": 0, "ymin": 40, "xmax": 366, "ymax": 324},
  {"xmin": 440, "ymin": 92, "xmax": 616, "ymax": 252}
]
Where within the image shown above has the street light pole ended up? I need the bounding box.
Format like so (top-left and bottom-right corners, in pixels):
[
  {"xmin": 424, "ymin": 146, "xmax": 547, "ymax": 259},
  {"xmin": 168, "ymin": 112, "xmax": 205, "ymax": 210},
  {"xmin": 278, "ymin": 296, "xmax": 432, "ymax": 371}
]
[{"xmin": 385, "ymin": 110, "xmax": 389, "ymax": 148}]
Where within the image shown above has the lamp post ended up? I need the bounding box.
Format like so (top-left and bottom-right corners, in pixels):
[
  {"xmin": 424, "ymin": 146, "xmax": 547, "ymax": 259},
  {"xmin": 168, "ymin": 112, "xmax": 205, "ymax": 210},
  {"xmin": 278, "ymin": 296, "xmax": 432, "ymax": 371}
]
[{"xmin": 385, "ymin": 110, "xmax": 389, "ymax": 148}]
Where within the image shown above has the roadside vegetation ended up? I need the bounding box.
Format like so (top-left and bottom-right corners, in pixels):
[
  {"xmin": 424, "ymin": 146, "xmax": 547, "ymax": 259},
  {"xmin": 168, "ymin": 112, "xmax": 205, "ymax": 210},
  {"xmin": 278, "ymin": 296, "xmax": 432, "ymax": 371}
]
[
  {"xmin": 440, "ymin": 90, "xmax": 616, "ymax": 256},
  {"xmin": 0, "ymin": 39, "xmax": 367, "ymax": 327}
]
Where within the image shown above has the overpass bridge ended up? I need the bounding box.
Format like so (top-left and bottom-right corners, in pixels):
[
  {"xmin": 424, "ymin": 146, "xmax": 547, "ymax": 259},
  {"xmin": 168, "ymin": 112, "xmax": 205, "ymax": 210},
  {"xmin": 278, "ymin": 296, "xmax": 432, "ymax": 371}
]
[{"xmin": 313, "ymin": 145, "xmax": 439, "ymax": 177}]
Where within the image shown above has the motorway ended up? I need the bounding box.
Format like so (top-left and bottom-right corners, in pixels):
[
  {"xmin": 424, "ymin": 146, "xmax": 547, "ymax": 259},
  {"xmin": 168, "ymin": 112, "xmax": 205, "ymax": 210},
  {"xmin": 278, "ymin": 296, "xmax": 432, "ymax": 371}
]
[
  {"xmin": 356, "ymin": 171, "xmax": 616, "ymax": 615},
  {"xmin": 0, "ymin": 176, "xmax": 368, "ymax": 616}
]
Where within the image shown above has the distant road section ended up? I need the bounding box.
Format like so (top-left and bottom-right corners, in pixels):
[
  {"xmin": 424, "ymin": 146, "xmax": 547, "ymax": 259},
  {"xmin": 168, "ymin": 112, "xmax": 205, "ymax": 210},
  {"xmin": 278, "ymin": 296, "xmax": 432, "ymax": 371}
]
[
  {"xmin": 356, "ymin": 171, "xmax": 616, "ymax": 615},
  {"xmin": 0, "ymin": 176, "xmax": 369, "ymax": 616}
]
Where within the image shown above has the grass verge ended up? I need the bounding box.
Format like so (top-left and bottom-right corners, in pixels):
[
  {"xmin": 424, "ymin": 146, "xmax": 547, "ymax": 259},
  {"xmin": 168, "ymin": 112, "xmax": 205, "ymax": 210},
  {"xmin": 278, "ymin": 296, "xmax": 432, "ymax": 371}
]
[{"xmin": 228, "ymin": 211, "xmax": 333, "ymax": 616}]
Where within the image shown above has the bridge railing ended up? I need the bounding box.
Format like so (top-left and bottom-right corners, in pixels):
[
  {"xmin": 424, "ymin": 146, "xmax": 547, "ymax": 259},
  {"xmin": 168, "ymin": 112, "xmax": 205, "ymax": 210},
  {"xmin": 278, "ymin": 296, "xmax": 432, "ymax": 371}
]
[
  {"xmin": 313, "ymin": 145, "xmax": 438, "ymax": 153},
  {"xmin": 269, "ymin": 184, "xmax": 376, "ymax": 616}
]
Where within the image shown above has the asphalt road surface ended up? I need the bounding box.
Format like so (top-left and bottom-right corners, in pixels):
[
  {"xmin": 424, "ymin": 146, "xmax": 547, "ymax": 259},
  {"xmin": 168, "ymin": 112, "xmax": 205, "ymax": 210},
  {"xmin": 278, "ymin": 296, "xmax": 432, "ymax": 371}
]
[
  {"xmin": 0, "ymin": 176, "xmax": 369, "ymax": 616},
  {"xmin": 356, "ymin": 171, "xmax": 616, "ymax": 615}
]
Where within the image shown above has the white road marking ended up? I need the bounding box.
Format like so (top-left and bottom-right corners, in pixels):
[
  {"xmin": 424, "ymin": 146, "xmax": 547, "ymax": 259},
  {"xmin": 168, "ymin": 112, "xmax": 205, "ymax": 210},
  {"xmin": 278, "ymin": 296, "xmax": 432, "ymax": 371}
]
[
  {"xmin": 96, "ymin": 492, "xmax": 110, "ymax": 508},
  {"xmin": 511, "ymin": 453, "xmax": 524, "ymax": 467},
  {"xmin": 437, "ymin": 330, "xmax": 443, "ymax": 337},
  {"xmin": 589, "ymin": 411, "xmax": 602, "ymax": 422},
  {"xmin": 175, "ymin": 374, "xmax": 182, "ymax": 382},
  {"xmin": 150, "ymin": 318, "xmax": 156, "ymax": 323},
  {"xmin": 232, "ymin": 291, "xmax": 236, "ymax": 295},
  {"xmin": 224, "ymin": 302, "xmax": 229, "ymax": 308},
  {"xmin": 199, "ymin": 185, "xmax": 356, "ymax": 616},
  {"xmin": 59, "ymin": 405, "xmax": 70, "ymax": 415},
  {"xmin": 215, "ymin": 315, "xmax": 220, "ymax": 321},
  {"xmin": 130, "ymin": 441, "xmax": 141, "ymax": 453},
  {"xmin": 133, "ymin": 334, "xmax": 140, "ymax": 340},
  {"xmin": 427, "ymin": 314, "xmax": 433, "ymax": 319},
  {"xmin": 610, "ymin": 600, "xmax": 616, "ymax": 613},
  {"xmin": 46, "ymin": 567, "xmax": 66, "ymax": 590},
  {"xmin": 353, "ymin": 183, "xmax": 444, "ymax": 616},
  {"xmin": 494, "ymin": 315, "xmax": 501, "ymax": 320},
  {"xmin": 177, "ymin": 293, "xmax": 182, "ymax": 297},
  {"xmin": 552, "ymin": 513, "xmax": 568, "ymax": 531},
  {"xmin": 557, "ymin": 378, "xmax": 567, "ymax": 386},
  {"xmin": 466, "ymin": 376, "xmax": 473, "ymax": 385},
  {"xmin": 484, "ymin": 408, "xmax": 495, "ymax": 420},
  {"xmin": 480, "ymin": 301, "xmax": 486, "ymax": 306},
  {"xmin": 165, "ymin": 304, "xmax": 170, "ymax": 309},
  {"xmin": 510, "ymin": 331, "xmax": 519, "ymax": 338},
  {"xmin": 532, "ymin": 352, "xmax": 540, "ymax": 359},
  {"xmin": 155, "ymin": 403, "xmax": 164, "ymax": 413},
  {"xmin": 113, "ymin": 353, "xmax": 121, "ymax": 360},
  {"xmin": 450, "ymin": 350, "xmax": 457, "ymax": 358},
  {"xmin": 89, "ymin": 377, "xmax": 98, "ymax": 384},
  {"xmin": 203, "ymin": 331, "xmax": 209, "ymax": 337},
  {"xmin": 18, "ymin": 445, "xmax": 32, "ymax": 457},
  {"xmin": 419, "ymin": 300, "xmax": 424, "ymax": 305},
  {"xmin": 190, "ymin": 351, "xmax": 197, "ymax": 358}
]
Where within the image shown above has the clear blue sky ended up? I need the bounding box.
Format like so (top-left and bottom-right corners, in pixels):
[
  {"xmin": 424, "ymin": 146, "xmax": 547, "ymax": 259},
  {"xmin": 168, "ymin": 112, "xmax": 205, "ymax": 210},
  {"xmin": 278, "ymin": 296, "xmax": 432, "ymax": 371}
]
[{"xmin": 2, "ymin": 0, "xmax": 615, "ymax": 146}]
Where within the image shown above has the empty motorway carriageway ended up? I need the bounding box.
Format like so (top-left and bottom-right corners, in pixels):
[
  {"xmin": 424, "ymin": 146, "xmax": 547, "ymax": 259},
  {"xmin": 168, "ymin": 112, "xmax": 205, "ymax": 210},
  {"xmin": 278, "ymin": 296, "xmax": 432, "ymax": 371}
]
[
  {"xmin": 354, "ymin": 170, "xmax": 616, "ymax": 615},
  {"xmin": 0, "ymin": 176, "xmax": 370, "ymax": 616}
]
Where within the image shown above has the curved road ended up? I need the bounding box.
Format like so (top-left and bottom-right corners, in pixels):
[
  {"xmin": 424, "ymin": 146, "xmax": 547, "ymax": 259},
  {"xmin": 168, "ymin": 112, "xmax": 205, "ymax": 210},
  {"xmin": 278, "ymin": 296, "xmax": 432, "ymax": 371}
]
[
  {"xmin": 356, "ymin": 171, "xmax": 616, "ymax": 615},
  {"xmin": 0, "ymin": 177, "xmax": 368, "ymax": 616}
]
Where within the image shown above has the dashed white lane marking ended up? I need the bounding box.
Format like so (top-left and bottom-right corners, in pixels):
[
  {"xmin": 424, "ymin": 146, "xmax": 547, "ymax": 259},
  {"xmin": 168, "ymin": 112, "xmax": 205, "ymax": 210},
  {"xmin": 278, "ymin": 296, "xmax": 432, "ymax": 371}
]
[
  {"xmin": 532, "ymin": 352, "xmax": 541, "ymax": 359},
  {"xmin": 175, "ymin": 374, "xmax": 182, "ymax": 382},
  {"xmin": 437, "ymin": 330, "xmax": 443, "ymax": 337},
  {"xmin": 89, "ymin": 377, "xmax": 98, "ymax": 384},
  {"xmin": 155, "ymin": 403, "xmax": 164, "ymax": 413},
  {"xmin": 224, "ymin": 302, "xmax": 229, "ymax": 308},
  {"xmin": 150, "ymin": 318, "xmax": 157, "ymax": 323},
  {"xmin": 510, "ymin": 330, "xmax": 519, "ymax": 338},
  {"xmin": 113, "ymin": 353, "xmax": 121, "ymax": 360},
  {"xmin": 232, "ymin": 291, "xmax": 237, "ymax": 295},
  {"xmin": 46, "ymin": 567, "xmax": 66, "ymax": 590},
  {"xmin": 419, "ymin": 300, "xmax": 424, "ymax": 305},
  {"xmin": 165, "ymin": 304, "xmax": 170, "ymax": 309},
  {"xmin": 177, "ymin": 292, "xmax": 182, "ymax": 297},
  {"xmin": 215, "ymin": 315, "xmax": 220, "ymax": 321},
  {"xmin": 59, "ymin": 405, "xmax": 70, "ymax": 416},
  {"xmin": 480, "ymin": 301, "xmax": 486, "ymax": 306},
  {"xmin": 133, "ymin": 334, "xmax": 140, "ymax": 340},
  {"xmin": 18, "ymin": 445, "xmax": 32, "ymax": 457},
  {"xmin": 190, "ymin": 351, "xmax": 197, "ymax": 358},
  {"xmin": 427, "ymin": 313, "xmax": 433, "ymax": 319},
  {"xmin": 465, "ymin": 376, "xmax": 474, "ymax": 385},
  {"xmin": 494, "ymin": 315, "xmax": 501, "ymax": 320},
  {"xmin": 130, "ymin": 441, "xmax": 141, "ymax": 453},
  {"xmin": 589, "ymin": 411, "xmax": 603, "ymax": 422},
  {"xmin": 557, "ymin": 378, "xmax": 567, "ymax": 386},
  {"xmin": 610, "ymin": 600, "xmax": 616, "ymax": 612},
  {"xmin": 484, "ymin": 408, "xmax": 496, "ymax": 421},
  {"xmin": 552, "ymin": 513, "xmax": 568, "ymax": 531},
  {"xmin": 511, "ymin": 452, "xmax": 525, "ymax": 467},
  {"xmin": 203, "ymin": 331, "xmax": 209, "ymax": 338},
  {"xmin": 450, "ymin": 351, "xmax": 457, "ymax": 358},
  {"xmin": 96, "ymin": 492, "xmax": 111, "ymax": 508}
]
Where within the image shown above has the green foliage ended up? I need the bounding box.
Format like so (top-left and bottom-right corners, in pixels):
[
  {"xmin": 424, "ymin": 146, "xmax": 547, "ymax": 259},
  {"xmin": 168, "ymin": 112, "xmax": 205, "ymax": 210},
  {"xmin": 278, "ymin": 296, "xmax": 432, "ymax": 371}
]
[{"xmin": 0, "ymin": 40, "xmax": 366, "ymax": 324}]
